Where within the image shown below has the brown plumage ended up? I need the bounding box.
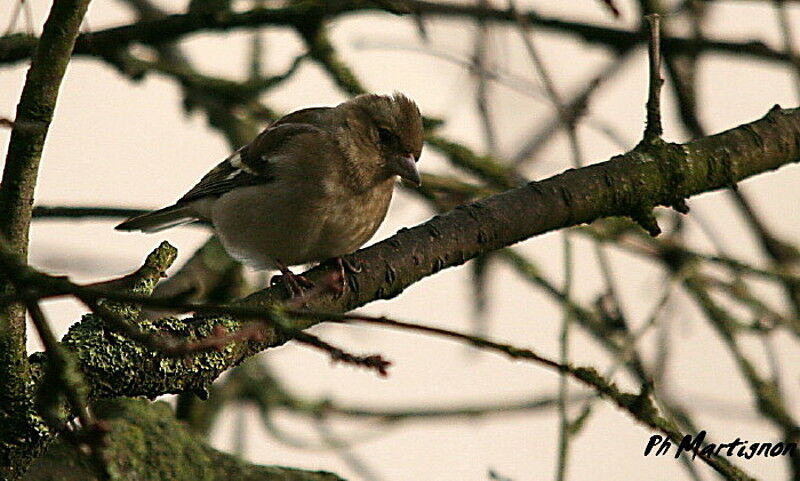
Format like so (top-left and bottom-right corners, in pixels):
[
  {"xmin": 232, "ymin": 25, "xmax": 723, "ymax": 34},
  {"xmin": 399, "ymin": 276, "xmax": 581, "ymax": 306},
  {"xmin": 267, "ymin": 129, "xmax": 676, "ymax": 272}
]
[{"xmin": 116, "ymin": 93, "xmax": 424, "ymax": 275}]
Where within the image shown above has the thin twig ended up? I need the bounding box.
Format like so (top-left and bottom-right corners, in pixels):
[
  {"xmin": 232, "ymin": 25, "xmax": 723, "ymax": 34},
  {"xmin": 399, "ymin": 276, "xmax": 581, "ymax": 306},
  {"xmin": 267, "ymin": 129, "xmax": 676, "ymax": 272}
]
[
  {"xmin": 472, "ymin": 0, "xmax": 498, "ymax": 154},
  {"xmin": 556, "ymin": 235, "xmax": 573, "ymax": 481},
  {"xmin": 772, "ymin": 0, "xmax": 800, "ymax": 99},
  {"xmin": 322, "ymin": 313, "xmax": 755, "ymax": 480},
  {"xmin": 32, "ymin": 206, "xmax": 154, "ymax": 221},
  {"xmin": 643, "ymin": 14, "xmax": 664, "ymax": 142},
  {"xmin": 598, "ymin": 0, "xmax": 621, "ymax": 17},
  {"xmin": 511, "ymin": 54, "xmax": 635, "ymax": 166},
  {"xmin": 314, "ymin": 419, "xmax": 386, "ymax": 481},
  {"xmin": 26, "ymin": 300, "xmax": 110, "ymax": 479},
  {"xmin": 293, "ymin": 330, "xmax": 392, "ymax": 376}
]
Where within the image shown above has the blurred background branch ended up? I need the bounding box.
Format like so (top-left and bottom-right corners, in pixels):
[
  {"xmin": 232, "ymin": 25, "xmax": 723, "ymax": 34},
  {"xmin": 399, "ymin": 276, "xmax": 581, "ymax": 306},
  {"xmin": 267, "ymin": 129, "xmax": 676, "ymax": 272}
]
[{"xmin": 2, "ymin": 0, "xmax": 800, "ymax": 480}]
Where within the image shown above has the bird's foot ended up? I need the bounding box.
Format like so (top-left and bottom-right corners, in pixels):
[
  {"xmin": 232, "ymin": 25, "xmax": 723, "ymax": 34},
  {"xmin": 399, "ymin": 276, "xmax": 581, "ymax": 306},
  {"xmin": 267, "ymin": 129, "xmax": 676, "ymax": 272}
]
[
  {"xmin": 271, "ymin": 261, "xmax": 314, "ymax": 300},
  {"xmin": 338, "ymin": 256, "xmax": 363, "ymax": 274},
  {"xmin": 331, "ymin": 257, "xmax": 363, "ymax": 296}
]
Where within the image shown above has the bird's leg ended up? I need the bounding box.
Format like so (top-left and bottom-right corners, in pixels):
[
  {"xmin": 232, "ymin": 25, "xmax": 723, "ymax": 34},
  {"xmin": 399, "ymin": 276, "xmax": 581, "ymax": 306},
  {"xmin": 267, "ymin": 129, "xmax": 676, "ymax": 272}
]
[
  {"xmin": 336, "ymin": 256, "xmax": 363, "ymax": 276},
  {"xmin": 271, "ymin": 259, "xmax": 314, "ymax": 298},
  {"xmin": 332, "ymin": 256, "xmax": 363, "ymax": 295}
]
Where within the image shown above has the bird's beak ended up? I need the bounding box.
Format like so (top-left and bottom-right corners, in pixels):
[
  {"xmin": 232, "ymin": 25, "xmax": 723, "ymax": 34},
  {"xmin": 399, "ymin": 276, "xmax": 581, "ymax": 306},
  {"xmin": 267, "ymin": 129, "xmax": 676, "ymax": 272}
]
[{"xmin": 390, "ymin": 153, "xmax": 421, "ymax": 186}]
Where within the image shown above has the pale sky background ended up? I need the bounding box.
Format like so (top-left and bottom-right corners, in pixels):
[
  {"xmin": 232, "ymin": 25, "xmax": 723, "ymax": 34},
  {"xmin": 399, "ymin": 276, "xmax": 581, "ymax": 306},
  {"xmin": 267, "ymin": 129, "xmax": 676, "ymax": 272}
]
[{"xmin": 2, "ymin": 1, "xmax": 800, "ymax": 480}]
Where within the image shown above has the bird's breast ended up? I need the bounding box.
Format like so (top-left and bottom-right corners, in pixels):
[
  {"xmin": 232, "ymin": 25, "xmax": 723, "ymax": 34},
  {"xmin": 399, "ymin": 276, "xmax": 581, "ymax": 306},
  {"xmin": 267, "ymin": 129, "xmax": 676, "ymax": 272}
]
[
  {"xmin": 210, "ymin": 179, "xmax": 395, "ymax": 269},
  {"xmin": 315, "ymin": 180, "xmax": 395, "ymax": 259}
]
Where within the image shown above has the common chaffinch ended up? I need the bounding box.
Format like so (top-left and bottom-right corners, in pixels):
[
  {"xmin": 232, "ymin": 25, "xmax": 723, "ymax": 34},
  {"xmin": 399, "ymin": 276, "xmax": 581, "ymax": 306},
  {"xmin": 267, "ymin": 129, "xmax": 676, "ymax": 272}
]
[{"xmin": 117, "ymin": 93, "xmax": 424, "ymax": 293}]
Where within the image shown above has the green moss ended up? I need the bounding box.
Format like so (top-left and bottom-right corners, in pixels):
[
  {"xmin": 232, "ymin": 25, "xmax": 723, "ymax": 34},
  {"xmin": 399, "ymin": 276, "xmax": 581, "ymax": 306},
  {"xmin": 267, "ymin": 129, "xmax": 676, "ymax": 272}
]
[
  {"xmin": 25, "ymin": 398, "xmax": 346, "ymax": 481},
  {"xmin": 54, "ymin": 241, "xmax": 258, "ymax": 399},
  {"xmin": 62, "ymin": 313, "xmax": 248, "ymax": 399}
]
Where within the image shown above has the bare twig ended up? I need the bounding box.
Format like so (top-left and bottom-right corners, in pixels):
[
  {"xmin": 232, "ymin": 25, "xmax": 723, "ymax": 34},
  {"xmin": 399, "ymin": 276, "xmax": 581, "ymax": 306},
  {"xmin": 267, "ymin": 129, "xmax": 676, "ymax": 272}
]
[
  {"xmin": 32, "ymin": 206, "xmax": 154, "ymax": 221},
  {"xmin": 772, "ymin": 0, "xmax": 800, "ymax": 98},
  {"xmin": 314, "ymin": 420, "xmax": 386, "ymax": 481},
  {"xmin": 293, "ymin": 330, "xmax": 392, "ymax": 377},
  {"xmin": 472, "ymin": 0, "xmax": 498, "ymax": 154},
  {"xmin": 598, "ymin": 0, "xmax": 622, "ymax": 17},
  {"xmin": 556, "ymin": 235, "xmax": 573, "ymax": 481},
  {"xmin": 643, "ymin": 14, "xmax": 664, "ymax": 142},
  {"xmin": 322, "ymin": 313, "xmax": 755, "ymax": 480}
]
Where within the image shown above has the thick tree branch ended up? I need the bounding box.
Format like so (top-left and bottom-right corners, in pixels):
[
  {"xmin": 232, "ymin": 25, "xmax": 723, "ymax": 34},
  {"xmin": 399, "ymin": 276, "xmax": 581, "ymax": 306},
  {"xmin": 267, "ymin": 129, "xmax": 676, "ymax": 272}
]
[
  {"xmin": 0, "ymin": 0, "xmax": 90, "ymax": 256},
  {"xmin": 24, "ymin": 398, "xmax": 346, "ymax": 481},
  {"xmin": 51, "ymin": 105, "xmax": 800, "ymax": 403},
  {"xmin": 4, "ymin": 105, "xmax": 795, "ymax": 481},
  {"xmin": 0, "ymin": 0, "xmax": 92, "ymax": 478}
]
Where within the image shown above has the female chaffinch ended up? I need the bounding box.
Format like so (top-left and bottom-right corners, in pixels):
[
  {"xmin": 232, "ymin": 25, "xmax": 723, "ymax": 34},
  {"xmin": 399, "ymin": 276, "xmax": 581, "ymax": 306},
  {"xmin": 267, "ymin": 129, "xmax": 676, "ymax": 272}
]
[{"xmin": 117, "ymin": 93, "xmax": 424, "ymax": 293}]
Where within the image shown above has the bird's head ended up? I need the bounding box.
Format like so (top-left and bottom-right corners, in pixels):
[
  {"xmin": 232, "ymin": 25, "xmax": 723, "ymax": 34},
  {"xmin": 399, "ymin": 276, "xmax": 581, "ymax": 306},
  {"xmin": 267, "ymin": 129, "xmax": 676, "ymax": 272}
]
[{"xmin": 336, "ymin": 92, "xmax": 424, "ymax": 188}]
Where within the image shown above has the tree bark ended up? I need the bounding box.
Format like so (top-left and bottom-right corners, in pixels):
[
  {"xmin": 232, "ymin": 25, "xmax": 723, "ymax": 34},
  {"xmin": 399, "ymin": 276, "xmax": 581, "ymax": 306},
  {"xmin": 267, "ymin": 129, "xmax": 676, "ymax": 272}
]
[
  {"xmin": 0, "ymin": 0, "xmax": 92, "ymax": 478},
  {"xmin": 58, "ymin": 105, "xmax": 800, "ymax": 402},
  {"xmin": 24, "ymin": 398, "xmax": 346, "ymax": 481}
]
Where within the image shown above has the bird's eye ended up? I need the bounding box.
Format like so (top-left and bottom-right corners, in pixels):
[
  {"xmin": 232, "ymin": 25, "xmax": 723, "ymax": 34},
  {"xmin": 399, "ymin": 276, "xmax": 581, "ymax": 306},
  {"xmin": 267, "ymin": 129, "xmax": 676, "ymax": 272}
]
[{"xmin": 378, "ymin": 127, "xmax": 395, "ymax": 145}]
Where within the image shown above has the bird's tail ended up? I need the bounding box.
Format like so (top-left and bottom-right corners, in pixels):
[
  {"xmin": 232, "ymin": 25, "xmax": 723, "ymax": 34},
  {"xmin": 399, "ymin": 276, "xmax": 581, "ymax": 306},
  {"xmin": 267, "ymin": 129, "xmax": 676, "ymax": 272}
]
[{"xmin": 115, "ymin": 204, "xmax": 197, "ymax": 233}]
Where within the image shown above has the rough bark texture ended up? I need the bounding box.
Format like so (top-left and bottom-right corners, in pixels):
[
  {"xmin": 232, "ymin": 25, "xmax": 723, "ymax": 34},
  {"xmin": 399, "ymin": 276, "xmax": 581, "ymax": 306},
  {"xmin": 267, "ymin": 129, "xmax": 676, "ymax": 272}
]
[
  {"xmin": 4, "ymin": 2, "xmax": 798, "ymax": 479},
  {"xmin": 23, "ymin": 398, "xmax": 345, "ymax": 481},
  {"xmin": 58, "ymin": 106, "xmax": 800, "ymax": 402},
  {"xmin": 5, "ymin": 101, "xmax": 799, "ymax": 481},
  {"xmin": 0, "ymin": 0, "xmax": 92, "ymax": 478},
  {"xmin": 19, "ymin": 105, "xmax": 792, "ymax": 480}
]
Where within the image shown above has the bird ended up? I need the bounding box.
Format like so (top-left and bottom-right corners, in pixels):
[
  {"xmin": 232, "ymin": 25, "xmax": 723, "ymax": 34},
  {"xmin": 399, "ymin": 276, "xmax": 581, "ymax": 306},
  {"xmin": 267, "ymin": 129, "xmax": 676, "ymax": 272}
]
[{"xmin": 116, "ymin": 92, "xmax": 424, "ymax": 295}]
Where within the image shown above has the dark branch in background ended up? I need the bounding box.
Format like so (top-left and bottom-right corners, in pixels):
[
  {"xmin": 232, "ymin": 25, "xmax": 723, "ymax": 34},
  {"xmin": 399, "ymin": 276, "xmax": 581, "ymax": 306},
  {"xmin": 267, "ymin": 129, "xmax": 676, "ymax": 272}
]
[
  {"xmin": 639, "ymin": 3, "xmax": 800, "ymax": 474},
  {"xmin": 0, "ymin": 1, "xmax": 794, "ymax": 67},
  {"xmin": 0, "ymin": 0, "xmax": 90, "ymax": 257},
  {"xmin": 313, "ymin": 418, "xmax": 385, "ymax": 481},
  {"xmin": 597, "ymin": 0, "xmax": 622, "ymax": 17},
  {"xmin": 643, "ymin": 5, "xmax": 800, "ymax": 476},
  {"xmin": 772, "ymin": 0, "xmax": 800, "ymax": 97},
  {"xmin": 582, "ymin": 218, "xmax": 800, "ymax": 476},
  {"xmin": 4, "ymin": 0, "xmax": 35, "ymax": 36},
  {"xmin": 507, "ymin": 5, "xmax": 586, "ymax": 479},
  {"xmin": 0, "ymin": 0, "xmax": 93, "ymax": 477},
  {"xmin": 327, "ymin": 314, "xmax": 753, "ymax": 479},
  {"xmin": 2, "ymin": 234, "xmax": 756, "ymax": 479},
  {"xmin": 192, "ymin": 358, "xmax": 588, "ymax": 441},
  {"xmin": 581, "ymin": 220, "xmax": 800, "ymax": 335},
  {"xmin": 9, "ymin": 105, "xmax": 800, "ymax": 481},
  {"xmin": 3, "ymin": 1, "xmax": 799, "ymax": 479},
  {"xmin": 32, "ymin": 206, "xmax": 151, "ymax": 221},
  {"xmin": 511, "ymin": 54, "xmax": 634, "ymax": 166}
]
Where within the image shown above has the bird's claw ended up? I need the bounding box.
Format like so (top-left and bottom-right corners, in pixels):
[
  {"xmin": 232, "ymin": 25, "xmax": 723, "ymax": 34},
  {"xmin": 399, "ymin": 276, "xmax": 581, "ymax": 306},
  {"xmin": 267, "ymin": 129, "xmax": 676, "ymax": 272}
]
[
  {"xmin": 331, "ymin": 257, "xmax": 364, "ymax": 296},
  {"xmin": 271, "ymin": 261, "xmax": 314, "ymax": 300},
  {"xmin": 338, "ymin": 257, "xmax": 363, "ymax": 274}
]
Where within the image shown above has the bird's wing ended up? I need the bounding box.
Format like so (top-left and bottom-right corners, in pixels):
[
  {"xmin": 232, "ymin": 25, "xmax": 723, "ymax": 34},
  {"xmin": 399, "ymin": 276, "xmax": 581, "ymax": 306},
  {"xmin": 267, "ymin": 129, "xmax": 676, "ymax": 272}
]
[{"xmin": 177, "ymin": 120, "xmax": 329, "ymax": 204}]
